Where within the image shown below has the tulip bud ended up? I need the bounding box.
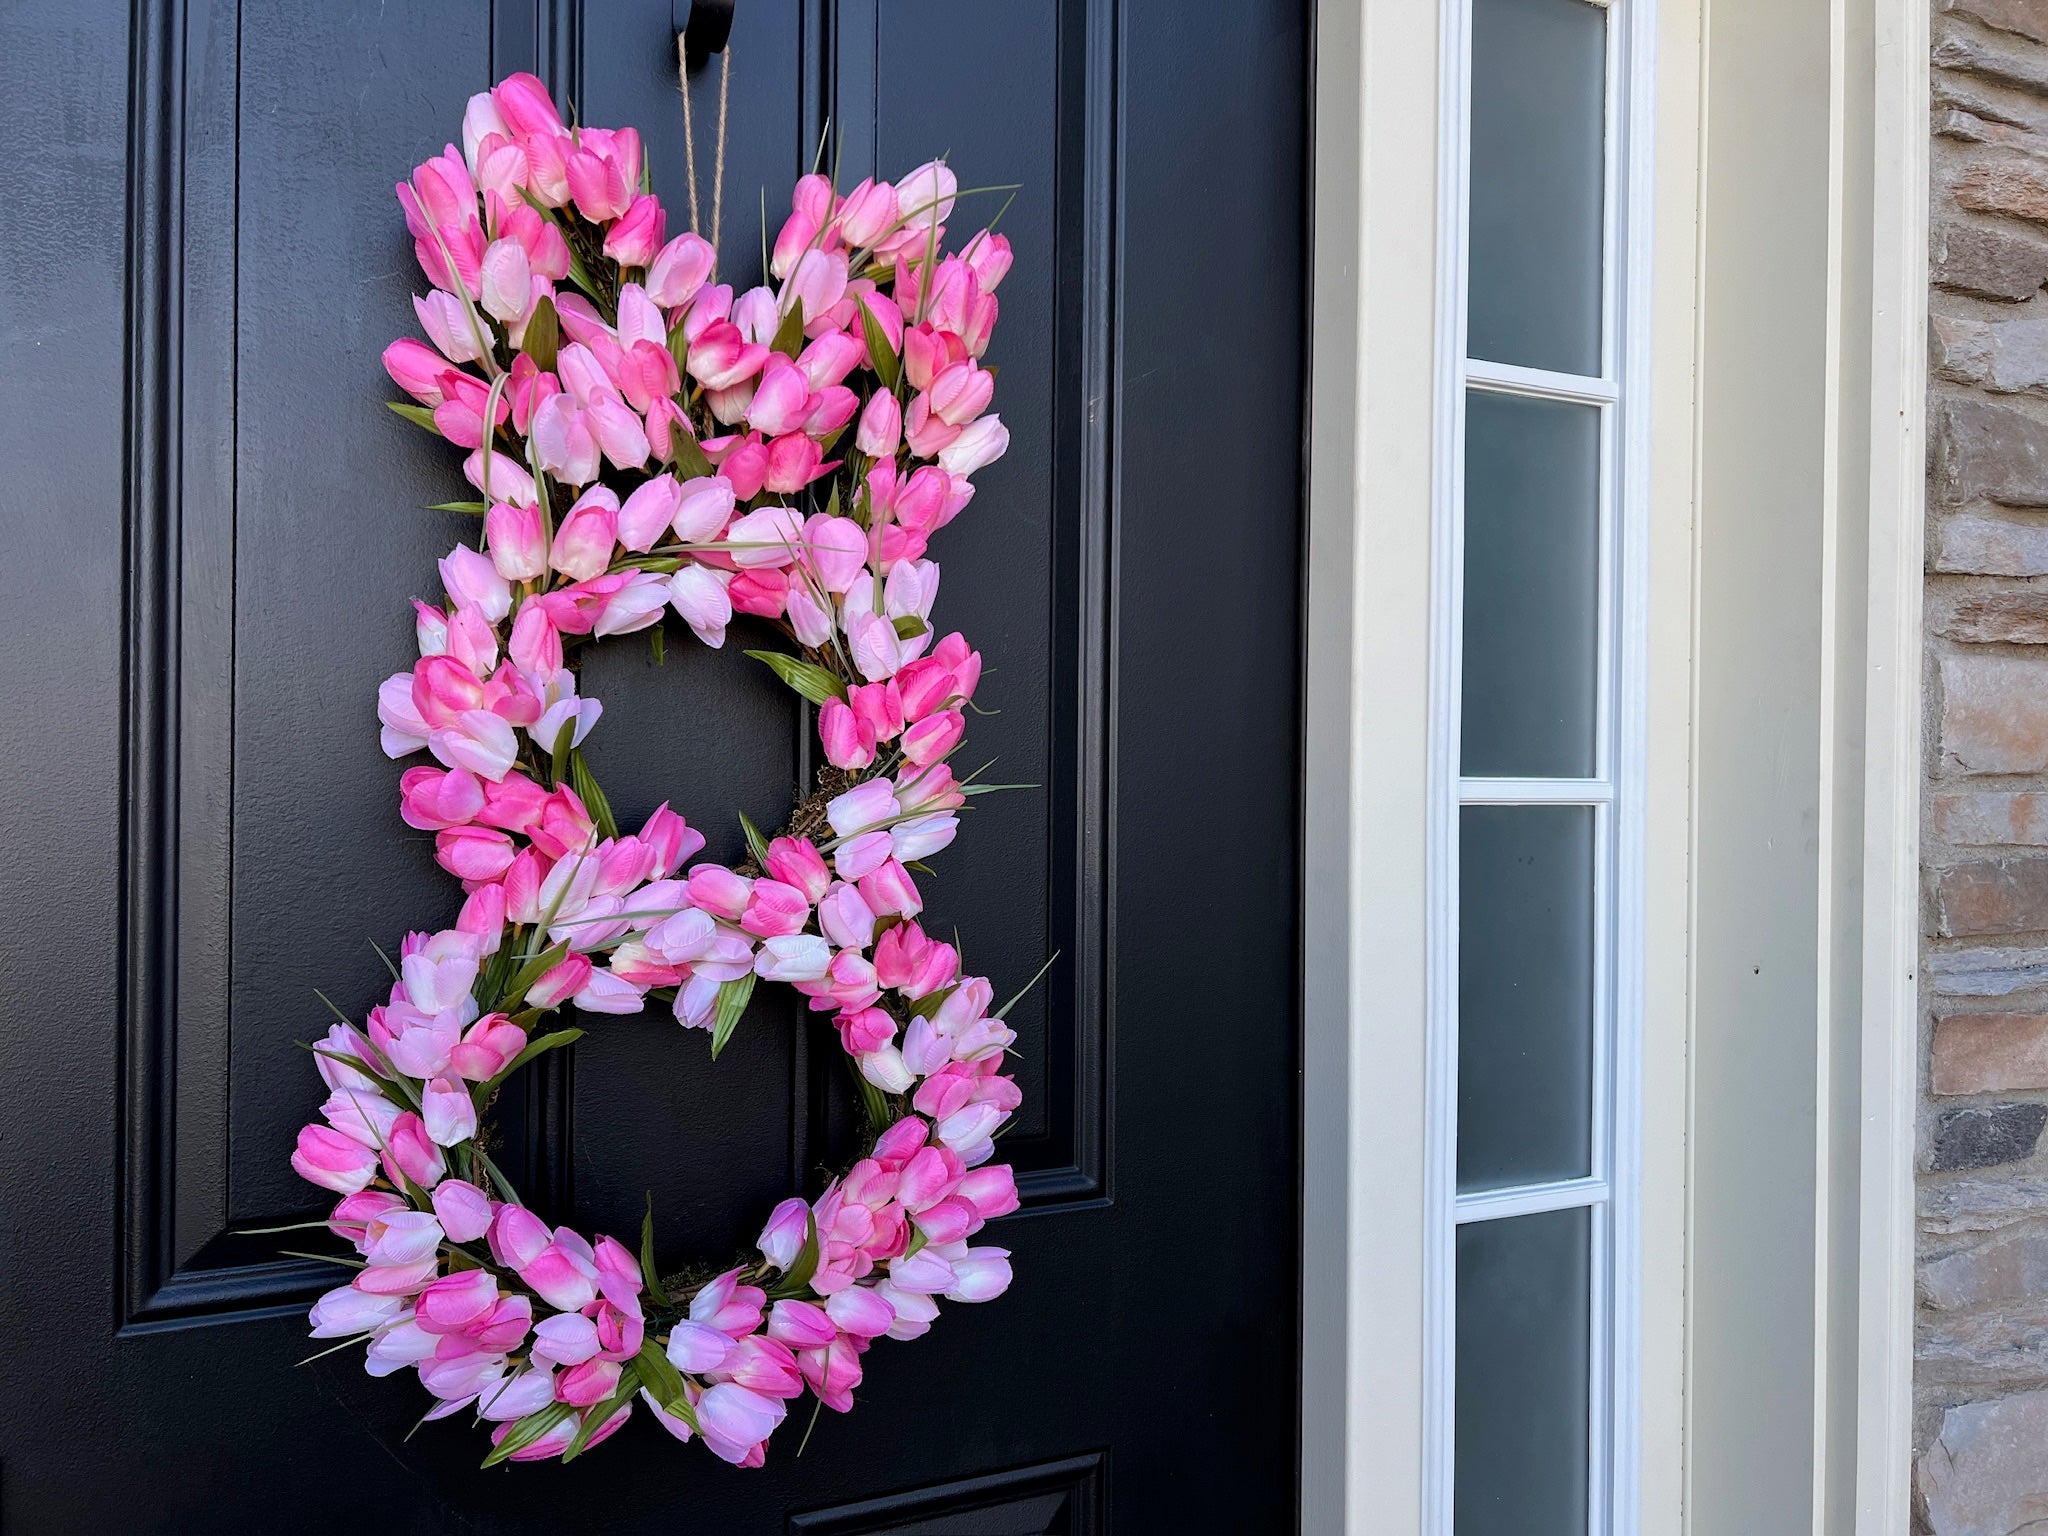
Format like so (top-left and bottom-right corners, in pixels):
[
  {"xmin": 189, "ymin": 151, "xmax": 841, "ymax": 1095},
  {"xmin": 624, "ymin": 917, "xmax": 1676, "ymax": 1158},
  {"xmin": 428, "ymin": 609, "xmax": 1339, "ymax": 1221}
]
[
  {"xmin": 484, "ymin": 502, "xmax": 546, "ymax": 581},
  {"xmin": 855, "ymin": 388, "xmax": 902, "ymax": 458}
]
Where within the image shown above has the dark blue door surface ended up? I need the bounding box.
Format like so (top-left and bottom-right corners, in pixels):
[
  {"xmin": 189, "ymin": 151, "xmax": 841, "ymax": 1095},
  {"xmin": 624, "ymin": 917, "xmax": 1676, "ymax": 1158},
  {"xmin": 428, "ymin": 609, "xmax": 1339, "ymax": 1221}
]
[{"xmin": 0, "ymin": 2, "xmax": 1307, "ymax": 1529}]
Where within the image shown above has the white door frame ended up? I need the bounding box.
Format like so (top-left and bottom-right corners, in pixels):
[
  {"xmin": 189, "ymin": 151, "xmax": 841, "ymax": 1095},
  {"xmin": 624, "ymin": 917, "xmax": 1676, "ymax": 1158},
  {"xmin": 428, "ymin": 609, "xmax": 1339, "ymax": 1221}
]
[{"xmin": 1299, "ymin": 0, "xmax": 1927, "ymax": 1529}]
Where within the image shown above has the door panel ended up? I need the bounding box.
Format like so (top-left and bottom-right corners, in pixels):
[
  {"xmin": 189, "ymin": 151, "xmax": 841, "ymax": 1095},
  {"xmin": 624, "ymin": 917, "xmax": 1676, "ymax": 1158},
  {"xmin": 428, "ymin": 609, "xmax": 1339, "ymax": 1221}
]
[{"xmin": 0, "ymin": 0, "xmax": 1306, "ymax": 1528}]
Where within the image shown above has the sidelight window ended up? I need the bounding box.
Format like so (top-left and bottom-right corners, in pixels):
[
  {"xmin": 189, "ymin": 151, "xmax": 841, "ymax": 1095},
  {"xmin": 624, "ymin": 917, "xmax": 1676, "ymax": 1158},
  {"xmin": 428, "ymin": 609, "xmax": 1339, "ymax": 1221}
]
[{"xmin": 1428, "ymin": 0, "xmax": 1651, "ymax": 1533}]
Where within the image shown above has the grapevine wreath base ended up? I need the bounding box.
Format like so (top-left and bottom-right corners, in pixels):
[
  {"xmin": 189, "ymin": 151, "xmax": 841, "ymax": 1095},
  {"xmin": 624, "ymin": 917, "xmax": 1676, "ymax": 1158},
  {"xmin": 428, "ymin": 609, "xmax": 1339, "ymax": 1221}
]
[{"xmin": 286, "ymin": 72, "xmax": 1025, "ymax": 1467}]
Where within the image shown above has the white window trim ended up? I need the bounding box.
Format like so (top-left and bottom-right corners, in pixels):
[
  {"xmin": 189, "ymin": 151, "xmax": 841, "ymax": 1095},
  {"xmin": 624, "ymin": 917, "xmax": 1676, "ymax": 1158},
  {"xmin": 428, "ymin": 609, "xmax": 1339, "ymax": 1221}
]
[
  {"xmin": 1301, "ymin": 0, "xmax": 1927, "ymax": 1531},
  {"xmin": 1423, "ymin": 4, "xmax": 1654, "ymax": 1531}
]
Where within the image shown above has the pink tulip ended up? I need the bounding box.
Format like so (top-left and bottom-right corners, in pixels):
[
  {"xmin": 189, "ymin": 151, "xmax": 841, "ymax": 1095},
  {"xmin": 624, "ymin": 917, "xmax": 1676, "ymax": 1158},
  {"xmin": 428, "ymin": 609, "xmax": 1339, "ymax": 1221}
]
[
  {"xmin": 434, "ymin": 824, "xmax": 515, "ymax": 882},
  {"xmin": 928, "ymin": 359, "xmax": 994, "ymax": 426},
  {"xmin": 448, "ymin": 1012, "xmax": 524, "ymax": 1082},
  {"xmin": 647, "ymin": 232, "xmax": 716, "ymax": 308},
  {"xmin": 854, "ymin": 389, "xmax": 901, "ymax": 457},
  {"xmin": 740, "ymin": 879, "xmax": 810, "ymax": 939},
  {"xmin": 824, "ymin": 1285, "xmax": 896, "ymax": 1339},
  {"xmin": 901, "ymin": 708, "xmax": 964, "ymax": 765},
  {"xmin": 797, "ymin": 330, "xmax": 864, "ymax": 390},
  {"xmin": 399, "ymin": 765, "xmax": 485, "ymax": 831},
  {"xmin": 640, "ymin": 805, "xmax": 705, "ymax": 878},
  {"xmin": 415, "ymin": 1268, "xmax": 498, "ymax": 1336},
  {"xmin": 520, "ymin": 1227, "xmax": 600, "ymax": 1310},
  {"xmin": 438, "ymin": 545, "xmax": 512, "ymax": 623},
  {"xmin": 557, "ymin": 1358, "xmax": 622, "ymax": 1407},
  {"xmin": 697, "ymin": 1382, "xmax": 785, "ymax": 1463},
  {"xmin": 551, "ymin": 487, "xmax": 619, "ymax": 581},
  {"xmin": 484, "ymin": 502, "xmax": 546, "ymax": 581},
  {"xmin": 525, "ymin": 952, "xmax": 592, "ymax": 1008},
  {"xmin": 614, "ymin": 475, "xmax": 681, "ymax": 553},
  {"xmin": 874, "ymin": 923, "xmax": 958, "ymax": 998},
  {"xmin": 532, "ymin": 1311, "xmax": 601, "ymax": 1367},
  {"xmin": 488, "ymin": 1204, "xmax": 551, "ymax": 1272},
  {"xmin": 939, "ymin": 414, "xmax": 1009, "ymax": 475},
  {"xmin": 382, "ymin": 1112, "xmax": 447, "ymax": 1189},
  {"xmin": 745, "ymin": 358, "xmax": 813, "ymax": 437},
  {"xmin": 836, "ymin": 178, "xmax": 898, "ymax": 248},
  {"xmin": 320, "ymin": 1086, "xmax": 399, "ymax": 1150},
  {"xmin": 308, "ymin": 1284, "xmax": 404, "ymax": 1338},
  {"xmin": 422, "ymin": 1074, "xmax": 480, "ymax": 1147},
  {"xmin": 754, "ymin": 934, "xmax": 833, "ymax": 983},
  {"xmin": 758, "ymin": 1198, "xmax": 810, "ymax": 1271},
  {"xmin": 766, "ymin": 1298, "xmax": 837, "ymax": 1350},
  {"xmin": 384, "ymin": 338, "xmax": 452, "ymax": 404},
  {"xmin": 490, "ymin": 72, "xmax": 563, "ymax": 136},
  {"xmin": 717, "ymin": 1335, "xmax": 804, "ymax": 1399},
  {"xmin": 817, "ymin": 697, "xmax": 876, "ymax": 770},
  {"xmin": 688, "ymin": 321, "xmax": 770, "ymax": 392},
  {"xmin": 835, "ymin": 1007, "xmax": 895, "ymax": 1057},
  {"xmin": 760, "ymin": 836, "xmax": 830, "ymax": 903},
  {"xmin": 858, "ymin": 859, "xmax": 922, "ymax": 920},
  {"xmin": 944, "ymin": 1244, "xmax": 1013, "ymax": 1302},
  {"xmin": 963, "ymin": 230, "xmax": 1013, "ymax": 290},
  {"xmin": 604, "ymin": 193, "xmax": 667, "ymax": 267},
  {"xmin": 957, "ymin": 1163, "xmax": 1020, "ymax": 1222},
  {"xmin": 797, "ymin": 1334, "xmax": 864, "ymax": 1412},
  {"xmin": 430, "ymin": 1179, "xmax": 495, "ymax": 1243},
  {"xmin": 292, "ymin": 1124, "xmax": 378, "ymax": 1194},
  {"xmin": 429, "ymin": 709, "xmax": 520, "ymax": 782},
  {"xmin": 816, "ymin": 882, "xmax": 876, "ymax": 950}
]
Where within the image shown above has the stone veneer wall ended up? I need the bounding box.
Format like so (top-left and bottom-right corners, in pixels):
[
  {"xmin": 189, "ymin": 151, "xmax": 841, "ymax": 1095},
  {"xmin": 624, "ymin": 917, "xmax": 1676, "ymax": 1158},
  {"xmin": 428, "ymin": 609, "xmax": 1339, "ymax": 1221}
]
[{"xmin": 1919, "ymin": 3, "xmax": 2048, "ymax": 1529}]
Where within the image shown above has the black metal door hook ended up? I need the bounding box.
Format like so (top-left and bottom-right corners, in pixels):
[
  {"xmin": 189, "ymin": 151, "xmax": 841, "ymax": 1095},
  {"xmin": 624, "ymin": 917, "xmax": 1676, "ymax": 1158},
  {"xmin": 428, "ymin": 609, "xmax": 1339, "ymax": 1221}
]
[{"xmin": 674, "ymin": 0, "xmax": 735, "ymax": 67}]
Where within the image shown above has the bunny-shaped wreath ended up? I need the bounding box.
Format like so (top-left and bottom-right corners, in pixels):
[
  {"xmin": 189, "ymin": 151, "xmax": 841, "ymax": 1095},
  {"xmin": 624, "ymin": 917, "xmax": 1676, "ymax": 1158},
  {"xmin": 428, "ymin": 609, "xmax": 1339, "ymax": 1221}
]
[{"xmin": 286, "ymin": 73, "xmax": 1023, "ymax": 1468}]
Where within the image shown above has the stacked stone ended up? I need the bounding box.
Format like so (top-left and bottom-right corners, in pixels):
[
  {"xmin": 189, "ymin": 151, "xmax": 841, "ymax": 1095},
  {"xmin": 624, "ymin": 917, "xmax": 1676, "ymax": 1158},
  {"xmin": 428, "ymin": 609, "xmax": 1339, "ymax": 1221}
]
[{"xmin": 1921, "ymin": 3, "xmax": 2048, "ymax": 1529}]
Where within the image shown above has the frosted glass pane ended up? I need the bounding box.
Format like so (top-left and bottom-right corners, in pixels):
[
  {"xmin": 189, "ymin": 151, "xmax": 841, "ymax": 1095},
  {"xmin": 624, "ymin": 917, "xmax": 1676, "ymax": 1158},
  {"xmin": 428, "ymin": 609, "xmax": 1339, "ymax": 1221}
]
[
  {"xmin": 1455, "ymin": 1207, "xmax": 1592, "ymax": 1536},
  {"xmin": 1461, "ymin": 390, "xmax": 1600, "ymax": 779},
  {"xmin": 1457, "ymin": 805, "xmax": 1595, "ymax": 1191},
  {"xmin": 1468, "ymin": 0, "xmax": 1606, "ymax": 375}
]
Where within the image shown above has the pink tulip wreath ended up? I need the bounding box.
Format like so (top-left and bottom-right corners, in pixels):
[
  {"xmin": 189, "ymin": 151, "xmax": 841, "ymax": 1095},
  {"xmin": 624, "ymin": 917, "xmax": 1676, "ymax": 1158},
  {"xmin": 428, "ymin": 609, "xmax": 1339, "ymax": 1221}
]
[{"xmin": 287, "ymin": 72, "xmax": 1022, "ymax": 1467}]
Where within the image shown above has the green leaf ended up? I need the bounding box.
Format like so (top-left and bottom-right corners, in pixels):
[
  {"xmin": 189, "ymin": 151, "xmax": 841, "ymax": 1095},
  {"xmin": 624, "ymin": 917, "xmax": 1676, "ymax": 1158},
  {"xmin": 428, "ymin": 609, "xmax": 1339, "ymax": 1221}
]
[
  {"xmin": 471, "ymin": 1027, "xmax": 584, "ymax": 1109},
  {"xmin": 670, "ymin": 429, "xmax": 717, "ymax": 480},
  {"xmin": 770, "ymin": 300, "xmax": 808, "ymax": 359},
  {"xmin": 521, "ymin": 293, "xmax": 560, "ymax": 372},
  {"xmin": 569, "ymin": 748, "xmax": 620, "ymax": 841},
  {"xmin": 638, "ymin": 1195, "xmax": 671, "ymax": 1307},
  {"xmin": 854, "ymin": 1071, "xmax": 892, "ymax": 1135},
  {"xmin": 994, "ymin": 950, "xmax": 1061, "ymax": 1020},
  {"xmin": 709, "ymin": 973, "xmax": 756, "ymax": 1061},
  {"xmin": 386, "ymin": 399, "xmax": 440, "ymax": 433},
  {"xmin": 549, "ymin": 717, "xmax": 576, "ymax": 789},
  {"xmin": 636, "ymin": 1337, "xmax": 692, "ymax": 1420},
  {"xmin": 650, "ymin": 624, "xmax": 666, "ymax": 666},
  {"xmin": 765, "ymin": 1211, "xmax": 821, "ymax": 1299},
  {"xmin": 902, "ymin": 1224, "xmax": 929, "ymax": 1262},
  {"xmin": 480, "ymin": 1400, "xmax": 576, "ymax": 1468},
  {"xmin": 427, "ymin": 500, "xmax": 489, "ymax": 516},
  {"xmin": 891, "ymin": 614, "xmax": 929, "ymax": 641},
  {"xmin": 906, "ymin": 983, "xmax": 958, "ymax": 1021},
  {"xmin": 744, "ymin": 649, "xmax": 848, "ymax": 706},
  {"xmin": 667, "ymin": 319, "xmax": 692, "ymax": 377},
  {"xmin": 737, "ymin": 810, "xmax": 773, "ymax": 869},
  {"xmin": 858, "ymin": 298, "xmax": 901, "ymax": 391},
  {"xmin": 495, "ymin": 939, "xmax": 570, "ymax": 1012},
  {"xmin": 561, "ymin": 1362, "xmax": 640, "ymax": 1461}
]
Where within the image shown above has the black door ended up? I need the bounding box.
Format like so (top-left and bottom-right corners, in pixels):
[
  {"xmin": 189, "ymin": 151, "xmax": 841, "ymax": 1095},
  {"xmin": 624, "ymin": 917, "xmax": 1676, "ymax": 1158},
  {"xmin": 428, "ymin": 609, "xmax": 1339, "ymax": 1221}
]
[{"xmin": 0, "ymin": 1, "xmax": 1306, "ymax": 1529}]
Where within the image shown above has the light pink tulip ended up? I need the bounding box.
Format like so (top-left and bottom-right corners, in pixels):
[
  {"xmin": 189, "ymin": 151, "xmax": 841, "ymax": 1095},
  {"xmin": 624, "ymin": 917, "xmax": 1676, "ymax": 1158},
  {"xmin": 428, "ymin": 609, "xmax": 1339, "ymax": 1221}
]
[
  {"xmin": 292, "ymin": 1124, "xmax": 378, "ymax": 1194},
  {"xmin": 422, "ymin": 1074, "xmax": 479, "ymax": 1147},
  {"xmin": 430, "ymin": 1179, "xmax": 495, "ymax": 1243}
]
